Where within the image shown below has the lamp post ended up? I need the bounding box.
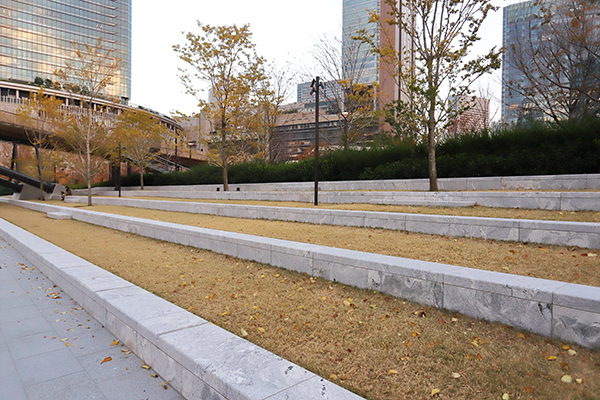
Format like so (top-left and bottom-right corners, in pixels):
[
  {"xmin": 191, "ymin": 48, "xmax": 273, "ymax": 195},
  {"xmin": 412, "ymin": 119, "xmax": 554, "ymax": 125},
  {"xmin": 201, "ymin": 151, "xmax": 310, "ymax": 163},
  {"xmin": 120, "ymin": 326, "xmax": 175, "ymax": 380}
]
[
  {"xmin": 187, "ymin": 140, "xmax": 196, "ymax": 163},
  {"xmin": 310, "ymin": 76, "xmax": 323, "ymax": 206}
]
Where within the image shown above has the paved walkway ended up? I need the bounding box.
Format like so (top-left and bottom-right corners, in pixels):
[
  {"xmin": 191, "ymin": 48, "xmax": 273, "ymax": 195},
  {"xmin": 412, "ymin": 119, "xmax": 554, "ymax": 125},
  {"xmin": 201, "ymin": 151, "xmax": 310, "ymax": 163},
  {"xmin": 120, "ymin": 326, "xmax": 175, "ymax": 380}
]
[{"xmin": 0, "ymin": 238, "xmax": 185, "ymax": 400}]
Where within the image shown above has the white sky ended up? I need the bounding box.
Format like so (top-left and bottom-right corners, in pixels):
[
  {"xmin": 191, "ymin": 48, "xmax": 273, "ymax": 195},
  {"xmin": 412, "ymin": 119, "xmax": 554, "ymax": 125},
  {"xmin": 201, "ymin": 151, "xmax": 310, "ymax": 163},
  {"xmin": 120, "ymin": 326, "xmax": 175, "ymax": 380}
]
[{"xmin": 131, "ymin": 0, "xmax": 522, "ymax": 119}]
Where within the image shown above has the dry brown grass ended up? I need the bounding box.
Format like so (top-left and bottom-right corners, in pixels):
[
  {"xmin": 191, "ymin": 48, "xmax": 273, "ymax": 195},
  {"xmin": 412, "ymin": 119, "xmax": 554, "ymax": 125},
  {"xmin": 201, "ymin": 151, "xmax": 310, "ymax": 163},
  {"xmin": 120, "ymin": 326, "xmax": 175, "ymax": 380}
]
[
  {"xmin": 1, "ymin": 203, "xmax": 600, "ymax": 400},
  {"xmin": 54, "ymin": 200, "xmax": 600, "ymax": 287},
  {"xmin": 131, "ymin": 197, "xmax": 600, "ymax": 223}
]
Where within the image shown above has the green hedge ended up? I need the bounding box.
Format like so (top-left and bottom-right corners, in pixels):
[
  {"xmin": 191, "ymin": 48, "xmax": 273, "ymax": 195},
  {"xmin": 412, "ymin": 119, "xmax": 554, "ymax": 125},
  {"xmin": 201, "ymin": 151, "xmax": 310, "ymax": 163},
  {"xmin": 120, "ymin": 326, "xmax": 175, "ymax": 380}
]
[{"xmin": 116, "ymin": 121, "xmax": 600, "ymax": 187}]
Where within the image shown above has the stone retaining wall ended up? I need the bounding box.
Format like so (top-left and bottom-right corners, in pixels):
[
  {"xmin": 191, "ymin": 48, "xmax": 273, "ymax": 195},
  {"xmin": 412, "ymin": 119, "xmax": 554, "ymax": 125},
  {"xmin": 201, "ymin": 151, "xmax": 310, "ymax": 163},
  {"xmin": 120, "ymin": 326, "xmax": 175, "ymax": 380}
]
[
  {"xmin": 0, "ymin": 209, "xmax": 363, "ymax": 400},
  {"xmin": 65, "ymin": 197, "xmax": 600, "ymax": 249},
  {"xmin": 4, "ymin": 199, "xmax": 600, "ymax": 349}
]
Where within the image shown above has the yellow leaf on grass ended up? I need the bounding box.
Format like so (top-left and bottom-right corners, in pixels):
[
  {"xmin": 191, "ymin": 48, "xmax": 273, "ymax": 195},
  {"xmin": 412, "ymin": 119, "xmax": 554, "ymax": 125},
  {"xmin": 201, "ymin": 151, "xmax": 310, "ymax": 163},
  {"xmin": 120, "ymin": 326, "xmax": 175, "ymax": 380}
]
[
  {"xmin": 576, "ymin": 378, "xmax": 583, "ymax": 384},
  {"xmin": 561, "ymin": 375, "xmax": 572, "ymax": 383},
  {"xmin": 330, "ymin": 374, "xmax": 338, "ymax": 380},
  {"xmin": 343, "ymin": 300, "xmax": 351, "ymax": 307},
  {"xmin": 562, "ymin": 345, "xmax": 570, "ymax": 350},
  {"xmin": 388, "ymin": 369, "xmax": 399, "ymax": 375},
  {"xmin": 502, "ymin": 394, "xmax": 509, "ymax": 400},
  {"xmin": 517, "ymin": 333, "xmax": 526, "ymax": 339},
  {"xmin": 100, "ymin": 357, "xmax": 112, "ymax": 364},
  {"xmin": 568, "ymin": 349, "xmax": 577, "ymax": 356},
  {"xmin": 431, "ymin": 388, "xmax": 440, "ymax": 396},
  {"xmin": 240, "ymin": 328, "xmax": 248, "ymax": 337},
  {"xmin": 452, "ymin": 373, "xmax": 461, "ymax": 379},
  {"xmin": 547, "ymin": 356, "xmax": 558, "ymax": 361},
  {"xmin": 257, "ymin": 327, "xmax": 266, "ymax": 334}
]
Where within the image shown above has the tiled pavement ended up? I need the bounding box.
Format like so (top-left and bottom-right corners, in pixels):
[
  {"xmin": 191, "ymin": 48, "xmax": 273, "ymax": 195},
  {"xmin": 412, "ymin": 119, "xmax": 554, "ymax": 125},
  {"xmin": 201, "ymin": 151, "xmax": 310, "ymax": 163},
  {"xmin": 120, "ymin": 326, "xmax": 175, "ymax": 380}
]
[{"xmin": 0, "ymin": 238, "xmax": 185, "ymax": 400}]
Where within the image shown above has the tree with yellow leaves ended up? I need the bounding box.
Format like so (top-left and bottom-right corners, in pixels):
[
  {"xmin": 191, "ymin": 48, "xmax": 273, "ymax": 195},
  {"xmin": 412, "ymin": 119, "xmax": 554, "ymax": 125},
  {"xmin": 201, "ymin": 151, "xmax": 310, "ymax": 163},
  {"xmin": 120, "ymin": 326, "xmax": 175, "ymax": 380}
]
[
  {"xmin": 17, "ymin": 88, "xmax": 64, "ymax": 199},
  {"xmin": 174, "ymin": 23, "xmax": 266, "ymax": 191},
  {"xmin": 54, "ymin": 38, "xmax": 123, "ymax": 205},
  {"xmin": 113, "ymin": 109, "xmax": 168, "ymax": 190},
  {"xmin": 358, "ymin": 0, "xmax": 501, "ymax": 191}
]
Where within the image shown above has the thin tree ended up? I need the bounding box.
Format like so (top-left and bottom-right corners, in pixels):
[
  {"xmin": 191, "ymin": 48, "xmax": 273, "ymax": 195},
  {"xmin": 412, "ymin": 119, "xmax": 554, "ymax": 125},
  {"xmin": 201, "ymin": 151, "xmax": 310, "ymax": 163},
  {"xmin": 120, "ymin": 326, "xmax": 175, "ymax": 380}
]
[
  {"xmin": 358, "ymin": 0, "xmax": 501, "ymax": 191},
  {"xmin": 505, "ymin": 0, "xmax": 600, "ymax": 124},
  {"xmin": 16, "ymin": 88, "xmax": 63, "ymax": 199},
  {"xmin": 303, "ymin": 34, "xmax": 379, "ymax": 149},
  {"xmin": 255, "ymin": 62, "xmax": 296, "ymax": 162},
  {"xmin": 54, "ymin": 38, "xmax": 123, "ymax": 205},
  {"xmin": 113, "ymin": 109, "xmax": 168, "ymax": 190},
  {"xmin": 174, "ymin": 23, "xmax": 265, "ymax": 191}
]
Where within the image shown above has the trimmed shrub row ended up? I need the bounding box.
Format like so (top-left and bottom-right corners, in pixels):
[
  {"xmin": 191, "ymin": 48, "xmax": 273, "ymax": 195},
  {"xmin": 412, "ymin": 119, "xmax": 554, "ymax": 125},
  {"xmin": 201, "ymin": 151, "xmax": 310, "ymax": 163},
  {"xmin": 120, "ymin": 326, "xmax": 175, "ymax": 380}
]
[{"xmin": 119, "ymin": 121, "xmax": 600, "ymax": 187}]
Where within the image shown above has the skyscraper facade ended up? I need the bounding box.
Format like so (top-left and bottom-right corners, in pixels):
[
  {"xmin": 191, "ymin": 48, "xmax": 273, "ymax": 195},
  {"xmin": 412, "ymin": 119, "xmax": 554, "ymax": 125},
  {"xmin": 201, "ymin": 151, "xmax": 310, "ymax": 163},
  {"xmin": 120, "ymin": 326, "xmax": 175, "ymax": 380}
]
[
  {"xmin": 342, "ymin": 0, "xmax": 410, "ymax": 107},
  {"xmin": 342, "ymin": 0, "xmax": 380, "ymax": 86},
  {"xmin": 0, "ymin": 0, "xmax": 132, "ymax": 101},
  {"xmin": 501, "ymin": 0, "xmax": 542, "ymax": 124}
]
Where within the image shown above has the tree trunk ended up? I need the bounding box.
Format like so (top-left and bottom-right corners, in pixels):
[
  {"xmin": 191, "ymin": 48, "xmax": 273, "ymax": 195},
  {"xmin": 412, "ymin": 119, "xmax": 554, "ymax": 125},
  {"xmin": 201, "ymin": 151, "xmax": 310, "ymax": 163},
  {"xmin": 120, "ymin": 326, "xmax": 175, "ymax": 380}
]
[
  {"xmin": 35, "ymin": 146, "xmax": 44, "ymax": 200},
  {"xmin": 140, "ymin": 170, "xmax": 144, "ymax": 190},
  {"xmin": 87, "ymin": 136, "xmax": 92, "ymax": 206},
  {"xmin": 427, "ymin": 105, "xmax": 438, "ymax": 192},
  {"xmin": 222, "ymin": 163, "xmax": 229, "ymax": 191}
]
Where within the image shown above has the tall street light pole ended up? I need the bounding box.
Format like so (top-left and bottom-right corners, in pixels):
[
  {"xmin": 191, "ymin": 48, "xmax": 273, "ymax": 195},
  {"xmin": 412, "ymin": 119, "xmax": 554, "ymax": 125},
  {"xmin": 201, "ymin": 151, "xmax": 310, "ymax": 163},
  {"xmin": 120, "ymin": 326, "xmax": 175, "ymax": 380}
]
[{"xmin": 310, "ymin": 76, "xmax": 323, "ymax": 206}]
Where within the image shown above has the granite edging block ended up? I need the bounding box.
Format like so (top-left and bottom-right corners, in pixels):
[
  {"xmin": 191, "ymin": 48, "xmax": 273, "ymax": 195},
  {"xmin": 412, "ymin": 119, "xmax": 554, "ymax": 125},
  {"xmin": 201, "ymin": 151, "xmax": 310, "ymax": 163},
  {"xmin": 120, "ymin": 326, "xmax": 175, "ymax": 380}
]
[
  {"xmin": 553, "ymin": 283, "xmax": 600, "ymax": 314},
  {"xmin": 443, "ymin": 267, "xmax": 566, "ymax": 303},
  {"xmin": 552, "ymin": 306, "xmax": 600, "ymax": 348},
  {"xmin": 94, "ymin": 285, "xmax": 178, "ymax": 332},
  {"xmin": 267, "ymin": 376, "xmax": 366, "ymax": 400},
  {"xmin": 443, "ymin": 284, "xmax": 553, "ymax": 337},
  {"xmin": 157, "ymin": 323, "xmax": 318, "ymax": 400}
]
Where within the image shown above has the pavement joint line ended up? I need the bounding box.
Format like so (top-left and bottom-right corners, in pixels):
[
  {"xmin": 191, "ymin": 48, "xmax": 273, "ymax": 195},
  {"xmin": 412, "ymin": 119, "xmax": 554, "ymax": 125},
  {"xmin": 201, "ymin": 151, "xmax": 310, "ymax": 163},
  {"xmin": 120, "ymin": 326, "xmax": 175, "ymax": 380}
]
[{"xmin": 2, "ymin": 197, "xmax": 600, "ymax": 351}]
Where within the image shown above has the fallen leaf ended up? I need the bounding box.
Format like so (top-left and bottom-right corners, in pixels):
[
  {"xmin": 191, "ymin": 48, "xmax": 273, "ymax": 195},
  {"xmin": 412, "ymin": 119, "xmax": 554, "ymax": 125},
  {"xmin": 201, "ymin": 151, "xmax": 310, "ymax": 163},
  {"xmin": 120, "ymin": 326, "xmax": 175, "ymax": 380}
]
[
  {"xmin": 452, "ymin": 373, "xmax": 461, "ymax": 379},
  {"xmin": 142, "ymin": 364, "xmax": 151, "ymax": 370},
  {"xmin": 389, "ymin": 369, "xmax": 399, "ymax": 375},
  {"xmin": 111, "ymin": 340, "xmax": 119, "ymax": 346},
  {"xmin": 240, "ymin": 328, "xmax": 248, "ymax": 337},
  {"xmin": 257, "ymin": 327, "xmax": 266, "ymax": 334},
  {"xmin": 547, "ymin": 356, "xmax": 558, "ymax": 361},
  {"xmin": 162, "ymin": 382, "xmax": 168, "ymax": 390},
  {"xmin": 100, "ymin": 357, "xmax": 112, "ymax": 364},
  {"xmin": 517, "ymin": 333, "xmax": 526, "ymax": 339},
  {"xmin": 561, "ymin": 375, "xmax": 572, "ymax": 383},
  {"xmin": 562, "ymin": 345, "xmax": 570, "ymax": 350},
  {"xmin": 431, "ymin": 388, "xmax": 440, "ymax": 396},
  {"xmin": 151, "ymin": 374, "xmax": 158, "ymax": 378},
  {"xmin": 568, "ymin": 349, "xmax": 577, "ymax": 356},
  {"xmin": 502, "ymin": 394, "xmax": 509, "ymax": 400},
  {"xmin": 560, "ymin": 362, "xmax": 569, "ymax": 371},
  {"xmin": 576, "ymin": 378, "xmax": 583, "ymax": 384},
  {"xmin": 330, "ymin": 374, "xmax": 338, "ymax": 380}
]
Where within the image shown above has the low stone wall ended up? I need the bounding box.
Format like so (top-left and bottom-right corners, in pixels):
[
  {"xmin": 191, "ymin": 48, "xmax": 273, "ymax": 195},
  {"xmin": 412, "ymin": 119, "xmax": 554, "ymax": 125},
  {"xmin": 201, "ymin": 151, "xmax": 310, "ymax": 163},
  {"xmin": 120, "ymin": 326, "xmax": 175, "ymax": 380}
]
[
  {"xmin": 0, "ymin": 210, "xmax": 363, "ymax": 400},
  {"xmin": 85, "ymin": 173, "xmax": 600, "ymax": 194},
  {"xmin": 86, "ymin": 187, "xmax": 600, "ymax": 212},
  {"xmin": 4, "ymin": 199, "xmax": 600, "ymax": 349},
  {"xmin": 65, "ymin": 196, "xmax": 600, "ymax": 249}
]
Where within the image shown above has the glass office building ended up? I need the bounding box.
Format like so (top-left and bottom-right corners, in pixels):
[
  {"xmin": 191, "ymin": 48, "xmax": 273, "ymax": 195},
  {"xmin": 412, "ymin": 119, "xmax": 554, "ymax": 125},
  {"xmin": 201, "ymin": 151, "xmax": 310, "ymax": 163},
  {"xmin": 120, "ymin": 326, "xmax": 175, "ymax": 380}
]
[
  {"xmin": 0, "ymin": 0, "xmax": 132, "ymax": 101},
  {"xmin": 342, "ymin": 0, "xmax": 380, "ymax": 86},
  {"xmin": 501, "ymin": 0, "xmax": 542, "ymax": 124},
  {"xmin": 342, "ymin": 0, "xmax": 408, "ymax": 106}
]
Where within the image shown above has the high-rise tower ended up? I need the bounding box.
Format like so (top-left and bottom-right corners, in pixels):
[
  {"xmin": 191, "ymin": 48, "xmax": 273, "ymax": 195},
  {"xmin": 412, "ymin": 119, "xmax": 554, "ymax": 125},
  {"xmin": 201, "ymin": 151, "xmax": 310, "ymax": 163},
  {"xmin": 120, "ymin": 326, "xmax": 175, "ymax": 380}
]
[
  {"xmin": 0, "ymin": 0, "xmax": 132, "ymax": 102},
  {"xmin": 342, "ymin": 0, "xmax": 411, "ymax": 107}
]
